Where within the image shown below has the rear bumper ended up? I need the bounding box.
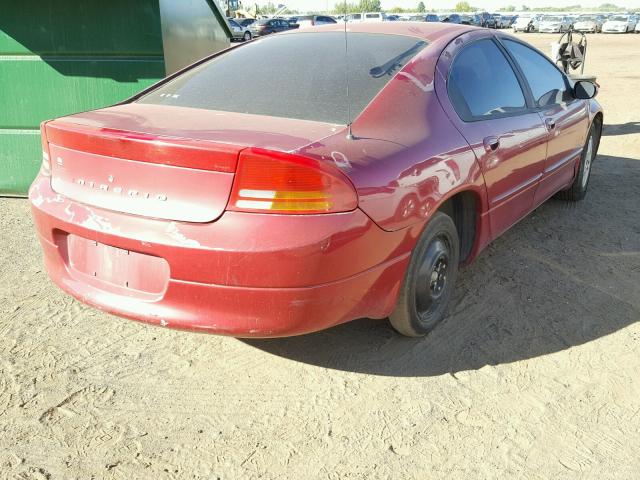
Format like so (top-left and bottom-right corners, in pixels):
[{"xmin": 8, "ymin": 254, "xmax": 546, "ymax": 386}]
[{"xmin": 30, "ymin": 176, "xmax": 414, "ymax": 337}]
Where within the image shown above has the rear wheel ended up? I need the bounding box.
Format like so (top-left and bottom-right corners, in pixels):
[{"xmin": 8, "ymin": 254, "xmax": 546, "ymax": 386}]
[
  {"xmin": 389, "ymin": 212, "xmax": 460, "ymax": 337},
  {"xmin": 556, "ymin": 121, "xmax": 600, "ymax": 201},
  {"xmin": 243, "ymin": 31, "xmax": 251, "ymax": 41}
]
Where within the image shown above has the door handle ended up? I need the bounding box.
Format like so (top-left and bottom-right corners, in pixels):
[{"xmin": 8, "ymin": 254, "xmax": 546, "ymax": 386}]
[
  {"xmin": 483, "ymin": 136, "xmax": 500, "ymax": 152},
  {"xmin": 545, "ymin": 118, "xmax": 556, "ymax": 131}
]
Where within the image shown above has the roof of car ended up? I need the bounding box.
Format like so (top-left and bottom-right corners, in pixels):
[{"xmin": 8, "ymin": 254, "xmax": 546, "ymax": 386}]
[{"xmin": 282, "ymin": 21, "xmax": 475, "ymax": 43}]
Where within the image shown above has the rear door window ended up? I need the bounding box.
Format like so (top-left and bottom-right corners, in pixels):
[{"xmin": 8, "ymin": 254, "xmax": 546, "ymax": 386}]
[
  {"xmin": 448, "ymin": 39, "xmax": 527, "ymax": 121},
  {"xmin": 138, "ymin": 32, "xmax": 428, "ymax": 124},
  {"xmin": 503, "ymin": 39, "xmax": 569, "ymax": 107}
]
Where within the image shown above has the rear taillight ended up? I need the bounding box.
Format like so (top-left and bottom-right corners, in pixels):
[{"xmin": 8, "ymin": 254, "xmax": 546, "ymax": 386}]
[
  {"xmin": 228, "ymin": 148, "xmax": 358, "ymax": 214},
  {"xmin": 40, "ymin": 121, "xmax": 51, "ymax": 177}
]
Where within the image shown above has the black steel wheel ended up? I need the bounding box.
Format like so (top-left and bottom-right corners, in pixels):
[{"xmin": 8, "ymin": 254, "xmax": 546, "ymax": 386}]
[{"xmin": 389, "ymin": 212, "xmax": 460, "ymax": 337}]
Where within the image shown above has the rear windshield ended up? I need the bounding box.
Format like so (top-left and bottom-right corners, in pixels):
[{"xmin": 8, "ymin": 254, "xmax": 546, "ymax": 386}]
[{"xmin": 138, "ymin": 32, "xmax": 427, "ymax": 124}]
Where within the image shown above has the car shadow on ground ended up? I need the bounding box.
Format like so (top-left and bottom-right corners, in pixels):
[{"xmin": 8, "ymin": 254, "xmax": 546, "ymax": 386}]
[
  {"xmin": 243, "ymin": 155, "xmax": 640, "ymax": 376},
  {"xmin": 603, "ymin": 122, "xmax": 640, "ymax": 136}
]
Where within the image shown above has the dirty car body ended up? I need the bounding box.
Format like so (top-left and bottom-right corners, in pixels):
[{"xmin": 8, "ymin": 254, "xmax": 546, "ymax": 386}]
[{"xmin": 30, "ymin": 23, "xmax": 602, "ymax": 337}]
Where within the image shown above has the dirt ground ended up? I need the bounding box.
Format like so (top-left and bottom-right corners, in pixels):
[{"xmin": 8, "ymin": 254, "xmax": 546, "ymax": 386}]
[{"xmin": 1, "ymin": 32, "xmax": 639, "ymax": 479}]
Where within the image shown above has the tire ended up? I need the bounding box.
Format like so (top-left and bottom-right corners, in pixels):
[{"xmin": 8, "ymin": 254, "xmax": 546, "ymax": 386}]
[
  {"xmin": 556, "ymin": 121, "xmax": 600, "ymax": 201},
  {"xmin": 243, "ymin": 31, "xmax": 251, "ymax": 41},
  {"xmin": 389, "ymin": 212, "xmax": 460, "ymax": 337}
]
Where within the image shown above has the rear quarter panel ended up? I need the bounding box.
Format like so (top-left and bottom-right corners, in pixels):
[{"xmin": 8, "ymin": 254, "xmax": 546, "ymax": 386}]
[{"xmin": 300, "ymin": 43, "xmax": 488, "ymax": 235}]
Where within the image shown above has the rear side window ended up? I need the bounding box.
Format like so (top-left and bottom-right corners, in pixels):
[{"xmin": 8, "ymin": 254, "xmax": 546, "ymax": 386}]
[
  {"xmin": 503, "ymin": 39, "xmax": 569, "ymax": 107},
  {"xmin": 448, "ymin": 39, "xmax": 526, "ymax": 120},
  {"xmin": 138, "ymin": 32, "xmax": 427, "ymax": 124}
]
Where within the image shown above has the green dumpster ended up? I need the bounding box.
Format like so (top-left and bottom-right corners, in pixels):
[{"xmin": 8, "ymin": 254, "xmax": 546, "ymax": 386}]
[{"xmin": 0, "ymin": 0, "xmax": 231, "ymax": 196}]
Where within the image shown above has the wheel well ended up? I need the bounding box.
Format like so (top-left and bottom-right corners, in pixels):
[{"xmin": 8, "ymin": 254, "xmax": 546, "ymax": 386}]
[{"xmin": 437, "ymin": 191, "xmax": 479, "ymax": 263}]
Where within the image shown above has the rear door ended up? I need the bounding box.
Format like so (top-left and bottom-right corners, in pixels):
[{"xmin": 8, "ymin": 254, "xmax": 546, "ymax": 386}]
[
  {"xmin": 436, "ymin": 32, "xmax": 548, "ymax": 239},
  {"xmin": 501, "ymin": 38, "xmax": 589, "ymax": 205}
]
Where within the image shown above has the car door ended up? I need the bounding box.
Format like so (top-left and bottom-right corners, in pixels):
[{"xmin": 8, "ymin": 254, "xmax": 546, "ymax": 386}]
[
  {"xmin": 501, "ymin": 38, "xmax": 590, "ymax": 206},
  {"xmin": 436, "ymin": 32, "xmax": 548, "ymax": 239}
]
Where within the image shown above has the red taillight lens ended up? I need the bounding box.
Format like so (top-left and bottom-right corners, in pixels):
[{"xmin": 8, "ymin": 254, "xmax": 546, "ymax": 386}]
[
  {"xmin": 228, "ymin": 148, "xmax": 358, "ymax": 214},
  {"xmin": 40, "ymin": 121, "xmax": 51, "ymax": 177}
]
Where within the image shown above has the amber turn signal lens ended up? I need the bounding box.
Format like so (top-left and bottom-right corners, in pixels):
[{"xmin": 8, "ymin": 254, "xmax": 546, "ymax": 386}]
[{"xmin": 228, "ymin": 148, "xmax": 357, "ymax": 214}]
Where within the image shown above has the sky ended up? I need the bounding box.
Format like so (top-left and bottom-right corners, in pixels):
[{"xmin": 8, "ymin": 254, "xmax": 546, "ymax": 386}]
[{"xmin": 283, "ymin": 0, "xmax": 640, "ymax": 11}]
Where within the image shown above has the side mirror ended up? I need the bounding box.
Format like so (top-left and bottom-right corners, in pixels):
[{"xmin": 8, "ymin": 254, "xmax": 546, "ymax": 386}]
[{"xmin": 573, "ymin": 80, "xmax": 597, "ymax": 99}]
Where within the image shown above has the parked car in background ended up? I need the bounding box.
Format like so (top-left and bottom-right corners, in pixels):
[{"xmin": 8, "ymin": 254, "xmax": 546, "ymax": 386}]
[
  {"xmin": 249, "ymin": 18, "xmax": 296, "ymax": 36},
  {"xmin": 493, "ymin": 14, "xmax": 510, "ymax": 28},
  {"xmin": 440, "ymin": 13, "xmax": 462, "ymax": 24},
  {"xmin": 295, "ymin": 15, "xmax": 337, "ymax": 29},
  {"xmin": 636, "ymin": 20, "xmax": 640, "ymax": 32},
  {"xmin": 538, "ymin": 15, "xmax": 572, "ymax": 33},
  {"xmin": 410, "ymin": 14, "xmax": 440, "ymax": 22},
  {"xmin": 238, "ymin": 18, "xmax": 256, "ymax": 28},
  {"xmin": 602, "ymin": 15, "xmax": 637, "ymax": 33},
  {"xmin": 460, "ymin": 14, "xmax": 480, "ymax": 26},
  {"xmin": 361, "ymin": 12, "xmax": 388, "ymax": 22},
  {"xmin": 512, "ymin": 14, "xmax": 541, "ymax": 32},
  {"xmin": 573, "ymin": 14, "xmax": 605, "ymax": 33},
  {"xmin": 30, "ymin": 24, "xmax": 602, "ymax": 338},
  {"xmin": 477, "ymin": 12, "xmax": 497, "ymax": 28},
  {"xmin": 227, "ymin": 18, "xmax": 252, "ymax": 41}
]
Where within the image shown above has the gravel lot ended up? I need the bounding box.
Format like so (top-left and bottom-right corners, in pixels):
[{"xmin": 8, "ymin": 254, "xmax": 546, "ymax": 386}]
[{"xmin": 1, "ymin": 32, "xmax": 639, "ymax": 479}]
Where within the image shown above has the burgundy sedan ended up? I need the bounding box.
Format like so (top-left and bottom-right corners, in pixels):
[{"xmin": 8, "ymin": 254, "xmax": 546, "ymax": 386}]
[{"xmin": 30, "ymin": 23, "xmax": 602, "ymax": 337}]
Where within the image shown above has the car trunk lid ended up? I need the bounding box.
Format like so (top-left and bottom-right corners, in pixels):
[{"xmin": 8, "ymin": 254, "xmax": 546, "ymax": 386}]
[{"xmin": 46, "ymin": 104, "xmax": 341, "ymax": 223}]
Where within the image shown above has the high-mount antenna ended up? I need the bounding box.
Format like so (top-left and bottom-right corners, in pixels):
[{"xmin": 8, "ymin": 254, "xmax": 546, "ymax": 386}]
[{"xmin": 343, "ymin": 11, "xmax": 355, "ymax": 141}]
